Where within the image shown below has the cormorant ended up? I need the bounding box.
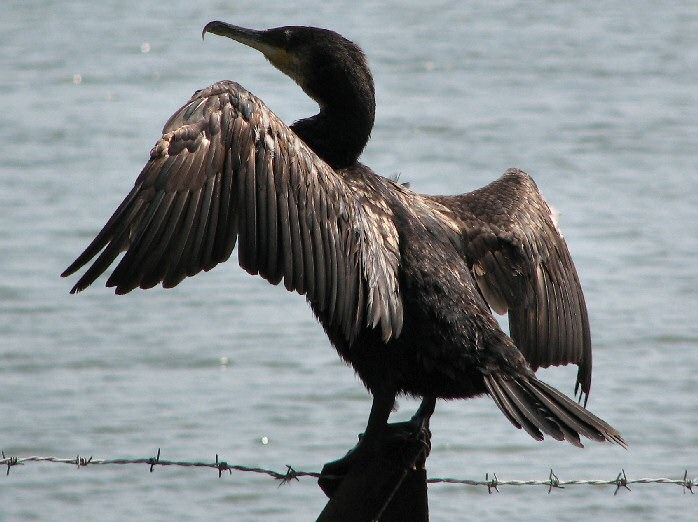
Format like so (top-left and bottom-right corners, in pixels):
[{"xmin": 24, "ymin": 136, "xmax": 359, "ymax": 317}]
[{"xmin": 62, "ymin": 22, "xmax": 625, "ymax": 451}]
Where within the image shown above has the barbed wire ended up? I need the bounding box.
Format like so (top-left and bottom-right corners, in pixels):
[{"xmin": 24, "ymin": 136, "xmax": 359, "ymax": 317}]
[{"xmin": 2, "ymin": 450, "xmax": 694, "ymax": 495}]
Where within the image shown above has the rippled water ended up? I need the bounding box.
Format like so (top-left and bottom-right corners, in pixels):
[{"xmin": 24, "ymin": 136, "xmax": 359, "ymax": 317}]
[{"xmin": 2, "ymin": 1, "xmax": 697, "ymax": 520}]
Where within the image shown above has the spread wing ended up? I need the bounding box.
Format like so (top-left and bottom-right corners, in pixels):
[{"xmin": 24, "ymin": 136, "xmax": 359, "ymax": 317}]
[
  {"xmin": 430, "ymin": 169, "xmax": 592, "ymax": 401},
  {"xmin": 62, "ymin": 81, "xmax": 402, "ymax": 343}
]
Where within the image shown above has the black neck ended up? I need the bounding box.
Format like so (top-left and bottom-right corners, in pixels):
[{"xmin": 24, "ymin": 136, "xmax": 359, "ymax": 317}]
[
  {"xmin": 291, "ymin": 102, "xmax": 374, "ymax": 170},
  {"xmin": 290, "ymin": 44, "xmax": 376, "ymax": 170}
]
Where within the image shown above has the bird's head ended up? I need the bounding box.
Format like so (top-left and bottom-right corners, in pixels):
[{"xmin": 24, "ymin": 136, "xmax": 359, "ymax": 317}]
[{"xmin": 202, "ymin": 22, "xmax": 374, "ymax": 114}]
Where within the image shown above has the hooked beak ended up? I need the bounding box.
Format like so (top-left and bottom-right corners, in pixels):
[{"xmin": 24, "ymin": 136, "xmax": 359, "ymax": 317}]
[{"xmin": 202, "ymin": 21, "xmax": 290, "ymax": 70}]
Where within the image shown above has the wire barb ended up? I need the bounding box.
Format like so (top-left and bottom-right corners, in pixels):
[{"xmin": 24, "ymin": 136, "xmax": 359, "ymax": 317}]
[
  {"xmin": 682, "ymin": 470, "xmax": 694, "ymax": 495},
  {"xmin": 148, "ymin": 448, "xmax": 161, "ymax": 473},
  {"xmin": 548, "ymin": 469, "xmax": 563, "ymax": 493},
  {"xmin": 2, "ymin": 451, "xmax": 19, "ymax": 476},
  {"xmin": 215, "ymin": 454, "xmax": 232, "ymax": 478},
  {"xmin": 486, "ymin": 472, "xmax": 499, "ymax": 494},
  {"xmin": 279, "ymin": 465, "xmax": 300, "ymax": 486},
  {"xmin": 75, "ymin": 455, "xmax": 93, "ymax": 468},
  {"xmin": 614, "ymin": 469, "xmax": 631, "ymax": 495}
]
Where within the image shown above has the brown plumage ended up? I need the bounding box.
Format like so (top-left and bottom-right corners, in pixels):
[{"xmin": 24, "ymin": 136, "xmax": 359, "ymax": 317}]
[{"xmin": 63, "ymin": 22, "xmax": 625, "ymax": 450}]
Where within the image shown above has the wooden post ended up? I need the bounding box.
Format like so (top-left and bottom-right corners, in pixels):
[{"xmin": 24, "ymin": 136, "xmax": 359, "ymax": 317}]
[{"xmin": 317, "ymin": 421, "xmax": 430, "ymax": 522}]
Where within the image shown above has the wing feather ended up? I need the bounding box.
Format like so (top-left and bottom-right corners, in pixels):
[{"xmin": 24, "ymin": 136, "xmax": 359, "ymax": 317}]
[
  {"xmin": 114, "ymin": 190, "xmax": 174, "ymax": 292},
  {"xmin": 240, "ymin": 138, "xmax": 257, "ymax": 274},
  {"xmin": 286, "ymin": 162, "xmax": 305, "ymax": 294},
  {"xmin": 320, "ymin": 192, "xmax": 338, "ymax": 322},
  {"xmin": 310, "ymin": 191, "xmax": 327, "ymax": 310},
  {"xmin": 201, "ymin": 170, "xmax": 222, "ymax": 271},
  {"xmin": 213, "ymin": 148, "xmax": 235, "ymax": 261},
  {"xmin": 274, "ymin": 156, "xmax": 294, "ymax": 291},
  {"xmin": 186, "ymin": 173, "xmax": 215, "ymax": 276},
  {"xmin": 163, "ymin": 188, "xmax": 202, "ymax": 288},
  {"xmin": 141, "ymin": 191, "xmax": 189, "ymax": 288},
  {"xmin": 297, "ymin": 174, "xmax": 315, "ymax": 298},
  {"xmin": 261, "ymin": 135, "xmax": 280, "ymax": 283}
]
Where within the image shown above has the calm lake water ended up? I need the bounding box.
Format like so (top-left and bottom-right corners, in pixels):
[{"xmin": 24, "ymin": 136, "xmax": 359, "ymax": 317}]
[{"xmin": 1, "ymin": 1, "xmax": 697, "ymax": 520}]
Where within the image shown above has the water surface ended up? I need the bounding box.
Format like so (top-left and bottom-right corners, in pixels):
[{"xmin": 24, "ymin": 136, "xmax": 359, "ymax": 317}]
[{"xmin": 1, "ymin": 1, "xmax": 697, "ymax": 520}]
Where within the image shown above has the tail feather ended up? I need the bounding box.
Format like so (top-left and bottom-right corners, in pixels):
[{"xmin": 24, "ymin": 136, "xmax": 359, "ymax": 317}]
[
  {"xmin": 485, "ymin": 376, "xmax": 526, "ymax": 431},
  {"xmin": 525, "ymin": 379, "xmax": 606, "ymax": 443},
  {"xmin": 483, "ymin": 373, "xmax": 626, "ymax": 448},
  {"xmin": 486, "ymin": 374, "xmax": 556, "ymax": 443}
]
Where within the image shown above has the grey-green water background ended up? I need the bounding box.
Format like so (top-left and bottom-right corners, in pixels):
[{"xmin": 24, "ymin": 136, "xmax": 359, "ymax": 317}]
[{"xmin": 1, "ymin": 1, "xmax": 697, "ymax": 520}]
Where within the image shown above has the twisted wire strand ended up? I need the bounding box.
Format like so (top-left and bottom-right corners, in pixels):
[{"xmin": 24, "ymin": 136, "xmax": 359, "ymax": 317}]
[{"xmin": 2, "ymin": 451, "xmax": 694, "ymax": 494}]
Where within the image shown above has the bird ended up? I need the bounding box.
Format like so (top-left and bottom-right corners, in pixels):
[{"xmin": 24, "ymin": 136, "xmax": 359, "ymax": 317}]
[{"xmin": 62, "ymin": 22, "xmax": 625, "ymax": 456}]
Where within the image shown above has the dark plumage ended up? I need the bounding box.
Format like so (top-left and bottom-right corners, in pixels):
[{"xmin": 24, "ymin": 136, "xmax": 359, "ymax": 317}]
[{"xmin": 62, "ymin": 22, "xmax": 625, "ymax": 449}]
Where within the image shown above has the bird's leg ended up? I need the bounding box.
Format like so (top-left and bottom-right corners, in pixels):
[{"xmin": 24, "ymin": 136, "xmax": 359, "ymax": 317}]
[
  {"xmin": 410, "ymin": 395, "xmax": 436, "ymax": 435},
  {"xmin": 319, "ymin": 388, "xmax": 395, "ymax": 493},
  {"xmin": 360, "ymin": 388, "xmax": 397, "ymax": 450}
]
